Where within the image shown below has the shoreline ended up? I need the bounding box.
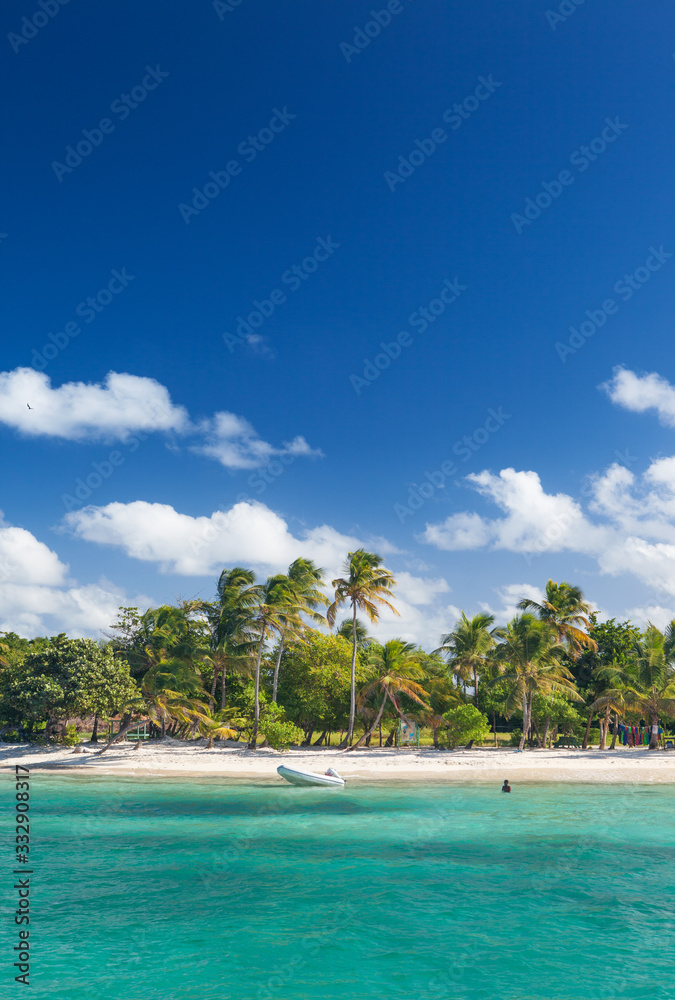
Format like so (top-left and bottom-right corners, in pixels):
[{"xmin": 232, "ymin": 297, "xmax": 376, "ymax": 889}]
[{"xmin": 2, "ymin": 741, "xmax": 675, "ymax": 784}]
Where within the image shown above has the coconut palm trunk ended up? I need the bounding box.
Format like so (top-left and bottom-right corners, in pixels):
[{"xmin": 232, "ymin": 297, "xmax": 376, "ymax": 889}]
[
  {"xmin": 519, "ymin": 692, "xmax": 528, "ymax": 750},
  {"xmin": 649, "ymin": 715, "xmax": 659, "ymax": 749},
  {"xmin": 541, "ymin": 713, "xmax": 551, "ymax": 749},
  {"xmin": 582, "ymin": 711, "xmax": 593, "ymax": 750},
  {"xmin": 96, "ymin": 719, "xmax": 152, "ymax": 755},
  {"xmin": 610, "ymin": 712, "xmax": 619, "ymax": 749},
  {"xmin": 327, "ymin": 549, "xmax": 399, "ymax": 750},
  {"xmin": 348, "ymin": 604, "xmax": 358, "ymax": 744},
  {"xmin": 249, "ymin": 635, "xmax": 265, "ymax": 747},
  {"xmin": 350, "ymin": 689, "xmax": 388, "ymax": 751},
  {"xmin": 599, "ymin": 707, "xmax": 611, "ymax": 749},
  {"xmin": 272, "ymin": 638, "xmax": 284, "ymax": 704}
]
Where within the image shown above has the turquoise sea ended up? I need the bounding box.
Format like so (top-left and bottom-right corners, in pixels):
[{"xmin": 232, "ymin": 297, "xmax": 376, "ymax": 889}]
[{"xmin": 4, "ymin": 776, "xmax": 675, "ymax": 999}]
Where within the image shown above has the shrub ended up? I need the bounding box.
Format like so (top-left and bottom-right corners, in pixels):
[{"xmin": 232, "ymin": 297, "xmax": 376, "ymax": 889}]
[
  {"xmin": 442, "ymin": 704, "xmax": 490, "ymax": 749},
  {"xmin": 261, "ymin": 718, "xmax": 304, "ymax": 750},
  {"xmin": 509, "ymin": 729, "xmax": 523, "ymax": 747},
  {"xmin": 587, "ymin": 728, "xmax": 602, "ymax": 747},
  {"xmin": 58, "ymin": 725, "xmax": 81, "ymax": 747}
]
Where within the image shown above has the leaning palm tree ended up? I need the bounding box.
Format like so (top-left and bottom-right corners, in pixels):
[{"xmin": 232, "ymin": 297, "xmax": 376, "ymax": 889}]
[
  {"xmin": 271, "ymin": 558, "xmax": 328, "ymax": 703},
  {"xmin": 518, "ymin": 580, "xmax": 597, "ymax": 656},
  {"xmin": 197, "ymin": 708, "xmax": 243, "ymax": 748},
  {"xmin": 327, "ymin": 549, "xmax": 399, "ymax": 747},
  {"xmin": 435, "ymin": 611, "xmax": 497, "ymax": 707},
  {"xmin": 494, "ymin": 614, "xmax": 582, "ymax": 750},
  {"xmin": 351, "ymin": 640, "xmax": 430, "ymax": 750},
  {"xmin": 140, "ymin": 655, "xmax": 210, "ymax": 737}
]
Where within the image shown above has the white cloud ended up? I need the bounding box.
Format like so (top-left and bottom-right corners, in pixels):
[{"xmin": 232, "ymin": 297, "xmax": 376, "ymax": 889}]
[
  {"xmin": 0, "ymin": 513, "xmax": 151, "ymax": 638},
  {"xmin": 0, "ymin": 579, "xmax": 154, "ymax": 639},
  {"xmin": 370, "ymin": 598, "xmax": 461, "ymax": 648},
  {"xmin": 624, "ymin": 605, "xmax": 674, "ymax": 631},
  {"xmin": 62, "ymin": 499, "xmax": 458, "ymax": 647},
  {"xmin": 421, "ymin": 468, "xmax": 604, "ymax": 554},
  {"xmin": 602, "ymin": 367, "xmax": 675, "ymax": 427},
  {"xmin": 0, "ymin": 513, "xmax": 67, "ymax": 586},
  {"xmin": 479, "ymin": 582, "xmax": 545, "ymax": 624},
  {"xmin": 64, "ymin": 499, "xmax": 366, "ymax": 577},
  {"xmin": 193, "ymin": 412, "xmax": 322, "ymax": 470},
  {"xmin": 0, "ymin": 368, "xmax": 321, "ymax": 471},
  {"xmin": 423, "ymin": 512, "xmax": 492, "ymax": 551},
  {"xmin": 0, "ymin": 368, "xmax": 189, "ymax": 441},
  {"xmin": 394, "ymin": 572, "xmax": 450, "ymax": 606},
  {"xmin": 420, "ymin": 456, "xmax": 675, "ymax": 600}
]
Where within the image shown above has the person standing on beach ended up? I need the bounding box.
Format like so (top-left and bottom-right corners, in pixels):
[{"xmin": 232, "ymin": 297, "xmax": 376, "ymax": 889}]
[{"xmin": 502, "ymin": 780, "xmax": 511, "ymax": 793}]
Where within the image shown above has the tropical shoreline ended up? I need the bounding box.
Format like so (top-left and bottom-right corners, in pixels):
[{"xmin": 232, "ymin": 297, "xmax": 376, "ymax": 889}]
[{"xmin": 3, "ymin": 742, "xmax": 675, "ymax": 784}]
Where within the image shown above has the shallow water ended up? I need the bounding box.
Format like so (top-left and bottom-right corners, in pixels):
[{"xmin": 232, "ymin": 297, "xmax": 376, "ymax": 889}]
[{"xmin": 4, "ymin": 776, "xmax": 675, "ymax": 999}]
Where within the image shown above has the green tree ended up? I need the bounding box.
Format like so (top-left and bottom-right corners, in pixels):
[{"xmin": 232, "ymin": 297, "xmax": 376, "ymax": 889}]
[
  {"xmin": 613, "ymin": 626, "xmax": 675, "ymax": 749},
  {"xmin": 352, "ymin": 639, "xmax": 430, "ymax": 750},
  {"xmin": 201, "ymin": 567, "xmax": 258, "ymax": 709},
  {"xmin": 271, "ymin": 558, "xmax": 328, "ymax": 704},
  {"xmin": 276, "ymin": 631, "xmax": 354, "ymax": 743},
  {"xmin": 529, "ymin": 690, "xmax": 584, "ymax": 747},
  {"xmin": 336, "ymin": 617, "xmax": 373, "ymax": 649},
  {"xmin": 518, "ymin": 580, "xmax": 596, "ymax": 656},
  {"xmin": 248, "ymin": 575, "xmax": 303, "ymax": 746},
  {"xmin": 575, "ymin": 615, "xmax": 641, "ymax": 749},
  {"xmin": 435, "ymin": 611, "xmax": 496, "ymax": 706},
  {"xmin": 197, "ymin": 709, "xmax": 239, "ymax": 748},
  {"xmin": 441, "ymin": 704, "xmax": 490, "ymax": 749},
  {"xmin": 327, "ymin": 549, "xmax": 399, "ymax": 747},
  {"xmin": 4, "ymin": 635, "xmax": 137, "ymax": 737},
  {"xmin": 140, "ymin": 656, "xmax": 210, "ymax": 738},
  {"xmin": 494, "ymin": 614, "xmax": 582, "ymax": 750}
]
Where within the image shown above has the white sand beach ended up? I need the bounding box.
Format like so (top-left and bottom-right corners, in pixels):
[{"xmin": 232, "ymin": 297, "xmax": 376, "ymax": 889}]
[{"xmin": 3, "ymin": 740, "xmax": 675, "ymax": 783}]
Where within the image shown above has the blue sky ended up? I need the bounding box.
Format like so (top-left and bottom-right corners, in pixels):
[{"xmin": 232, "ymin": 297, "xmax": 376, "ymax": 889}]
[{"xmin": 2, "ymin": 0, "xmax": 675, "ymax": 642}]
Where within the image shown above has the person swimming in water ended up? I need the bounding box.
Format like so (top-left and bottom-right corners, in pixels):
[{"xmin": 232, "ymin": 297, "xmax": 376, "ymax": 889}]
[{"xmin": 502, "ymin": 779, "xmax": 511, "ymax": 793}]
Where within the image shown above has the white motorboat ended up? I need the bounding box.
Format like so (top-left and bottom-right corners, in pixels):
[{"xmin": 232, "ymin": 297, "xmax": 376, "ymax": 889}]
[{"xmin": 277, "ymin": 764, "xmax": 345, "ymax": 787}]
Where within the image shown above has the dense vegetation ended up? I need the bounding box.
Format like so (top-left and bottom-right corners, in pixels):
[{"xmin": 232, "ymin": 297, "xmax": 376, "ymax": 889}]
[{"xmin": 2, "ymin": 552, "xmax": 675, "ymax": 751}]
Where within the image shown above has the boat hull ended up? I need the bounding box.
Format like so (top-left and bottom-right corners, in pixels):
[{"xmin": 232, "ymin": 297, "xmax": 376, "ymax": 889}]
[{"xmin": 277, "ymin": 765, "xmax": 345, "ymax": 787}]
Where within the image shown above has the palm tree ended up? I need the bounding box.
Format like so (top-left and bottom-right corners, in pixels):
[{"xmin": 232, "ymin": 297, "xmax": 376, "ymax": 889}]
[
  {"xmin": 336, "ymin": 617, "xmax": 372, "ymax": 649},
  {"xmin": 140, "ymin": 656, "xmax": 210, "ymax": 738},
  {"xmin": 623, "ymin": 627, "xmax": 675, "ymax": 748},
  {"xmin": 589, "ymin": 674, "xmax": 633, "ymax": 749},
  {"xmin": 248, "ymin": 575, "xmax": 303, "ymax": 747},
  {"xmin": 518, "ymin": 580, "xmax": 597, "ymax": 656},
  {"xmin": 202, "ymin": 567, "xmax": 258, "ymax": 709},
  {"xmin": 197, "ymin": 709, "xmax": 242, "ymax": 748},
  {"xmin": 435, "ymin": 611, "xmax": 497, "ymax": 707},
  {"xmin": 494, "ymin": 614, "xmax": 582, "ymax": 750},
  {"xmin": 271, "ymin": 558, "xmax": 328, "ymax": 704},
  {"xmin": 351, "ymin": 640, "xmax": 430, "ymax": 750},
  {"xmin": 327, "ymin": 549, "xmax": 399, "ymax": 747}
]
